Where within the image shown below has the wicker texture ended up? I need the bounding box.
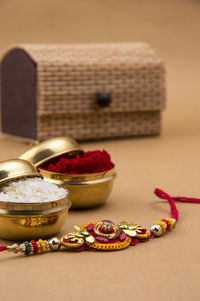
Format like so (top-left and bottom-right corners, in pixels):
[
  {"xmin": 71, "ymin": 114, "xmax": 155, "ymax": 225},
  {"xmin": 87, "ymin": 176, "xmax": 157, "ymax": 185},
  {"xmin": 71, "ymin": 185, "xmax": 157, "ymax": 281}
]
[
  {"xmin": 38, "ymin": 111, "xmax": 161, "ymax": 141},
  {"xmin": 18, "ymin": 43, "xmax": 166, "ymax": 141}
]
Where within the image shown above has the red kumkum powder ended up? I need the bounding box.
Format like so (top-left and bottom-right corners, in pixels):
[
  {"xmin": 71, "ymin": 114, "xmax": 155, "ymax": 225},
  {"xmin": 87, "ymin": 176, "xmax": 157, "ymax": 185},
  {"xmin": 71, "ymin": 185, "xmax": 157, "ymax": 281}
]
[{"xmin": 40, "ymin": 150, "xmax": 115, "ymax": 174}]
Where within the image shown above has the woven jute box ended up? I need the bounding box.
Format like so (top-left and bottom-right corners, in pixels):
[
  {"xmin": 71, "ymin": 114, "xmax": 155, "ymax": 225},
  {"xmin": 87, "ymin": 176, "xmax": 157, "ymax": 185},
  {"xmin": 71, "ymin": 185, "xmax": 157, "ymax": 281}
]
[{"xmin": 0, "ymin": 43, "xmax": 166, "ymax": 141}]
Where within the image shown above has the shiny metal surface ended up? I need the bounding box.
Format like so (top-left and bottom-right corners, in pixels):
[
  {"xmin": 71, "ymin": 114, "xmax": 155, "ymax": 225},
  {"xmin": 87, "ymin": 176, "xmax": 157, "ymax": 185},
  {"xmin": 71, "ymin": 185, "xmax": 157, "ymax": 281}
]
[
  {"xmin": 19, "ymin": 137, "xmax": 83, "ymax": 167},
  {"xmin": 150, "ymin": 224, "xmax": 163, "ymax": 237},
  {"xmin": 0, "ymin": 193, "xmax": 71, "ymax": 241},
  {"xmin": 39, "ymin": 168, "xmax": 116, "ymax": 209},
  {"xmin": 49, "ymin": 237, "xmax": 61, "ymax": 250},
  {"xmin": 19, "ymin": 137, "xmax": 116, "ymax": 208},
  {"xmin": 0, "ymin": 159, "xmax": 41, "ymax": 185}
]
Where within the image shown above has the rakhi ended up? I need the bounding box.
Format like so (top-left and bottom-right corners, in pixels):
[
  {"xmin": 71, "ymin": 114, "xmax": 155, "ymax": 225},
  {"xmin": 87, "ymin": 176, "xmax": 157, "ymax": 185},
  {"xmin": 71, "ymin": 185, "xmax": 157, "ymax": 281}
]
[{"xmin": 0, "ymin": 188, "xmax": 199, "ymax": 256}]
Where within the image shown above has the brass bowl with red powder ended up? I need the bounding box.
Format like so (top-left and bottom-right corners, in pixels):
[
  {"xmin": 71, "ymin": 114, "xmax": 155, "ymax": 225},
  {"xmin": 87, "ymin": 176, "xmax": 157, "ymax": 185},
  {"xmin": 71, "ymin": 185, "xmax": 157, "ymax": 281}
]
[
  {"xmin": 20, "ymin": 137, "xmax": 116, "ymax": 209},
  {"xmin": 37, "ymin": 168, "xmax": 116, "ymax": 209}
]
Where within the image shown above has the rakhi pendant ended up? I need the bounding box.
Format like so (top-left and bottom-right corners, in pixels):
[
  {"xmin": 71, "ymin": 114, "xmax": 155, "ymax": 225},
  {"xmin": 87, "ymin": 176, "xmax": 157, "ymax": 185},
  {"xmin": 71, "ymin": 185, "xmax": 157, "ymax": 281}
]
[{"xmin": 1, "ymin": 188, "xmax": 199, "ymax": 257}]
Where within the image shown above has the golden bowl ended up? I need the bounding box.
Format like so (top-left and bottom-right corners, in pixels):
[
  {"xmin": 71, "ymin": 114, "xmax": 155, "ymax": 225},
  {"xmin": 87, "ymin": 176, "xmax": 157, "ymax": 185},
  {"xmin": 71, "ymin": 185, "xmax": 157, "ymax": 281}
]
[
  {"xmin": 38, "ymin": 168, "xmax": 116, "ymax": 209},
  {"xmin": 19, "ymin": 136, "xmax": 116, "ymax": 209},
  {"xmin": 0, "ymin": 192, "xmax": 71, "ymax": 241},
  {"xmin": 0, "ymin": 159, "xmax": 71, "ymax": 241}
]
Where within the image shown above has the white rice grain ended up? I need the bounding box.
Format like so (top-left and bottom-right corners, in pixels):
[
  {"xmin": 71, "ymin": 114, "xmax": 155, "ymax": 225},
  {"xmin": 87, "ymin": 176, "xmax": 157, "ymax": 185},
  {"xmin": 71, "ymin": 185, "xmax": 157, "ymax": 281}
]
[{"xmin": 0, "ymin": 177, "xmax": 67, "ymax": 203}]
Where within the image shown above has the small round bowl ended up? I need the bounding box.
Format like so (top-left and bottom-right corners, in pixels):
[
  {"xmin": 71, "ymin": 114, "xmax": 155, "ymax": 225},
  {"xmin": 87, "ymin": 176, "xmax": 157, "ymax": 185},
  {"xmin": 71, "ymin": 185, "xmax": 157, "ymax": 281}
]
[
  {"xmin": 0, "ymin": 159, "xmax": 71, "ymax": 240},
  {"xmin": 0, "ymin": 189, "xmax": 71, "ymax": 241},
  {"xmin": 19, "ymin": 137, "xmax": 116, "ymax": 209},
  {"xmin": 38, "ymin": 168, "xmax": 116, "ymax": 209}
]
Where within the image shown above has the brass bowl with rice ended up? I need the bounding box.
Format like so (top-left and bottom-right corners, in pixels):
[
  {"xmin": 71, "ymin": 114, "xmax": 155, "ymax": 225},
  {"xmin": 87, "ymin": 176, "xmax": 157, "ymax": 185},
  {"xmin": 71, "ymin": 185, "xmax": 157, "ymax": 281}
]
[{"xmin": 0, "ymin": 159, "xmax": 71, "ymax": 241}]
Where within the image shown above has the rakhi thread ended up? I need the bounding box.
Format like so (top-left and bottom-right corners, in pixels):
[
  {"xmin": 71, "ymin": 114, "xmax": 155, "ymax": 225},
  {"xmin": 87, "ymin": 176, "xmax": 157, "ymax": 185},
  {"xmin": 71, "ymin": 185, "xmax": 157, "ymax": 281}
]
[{"xmin": 0, "ymin": 188, "xmax": 199, "ymax": 256}]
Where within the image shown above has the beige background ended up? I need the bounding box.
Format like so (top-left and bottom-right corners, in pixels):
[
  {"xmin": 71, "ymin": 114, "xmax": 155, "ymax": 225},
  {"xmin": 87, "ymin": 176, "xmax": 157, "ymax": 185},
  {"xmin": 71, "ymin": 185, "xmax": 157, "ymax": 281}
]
[{"xmin": 0, "ymin": 1, "xmax": 200, "ymax": 300}]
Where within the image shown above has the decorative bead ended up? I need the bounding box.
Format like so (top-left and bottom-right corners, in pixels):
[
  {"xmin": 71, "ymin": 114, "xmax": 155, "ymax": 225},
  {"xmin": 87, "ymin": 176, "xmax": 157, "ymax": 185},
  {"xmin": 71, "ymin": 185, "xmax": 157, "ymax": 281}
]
[
  {"xmin": 119, "ymin": 224, "xmax": 129, "ymax": 229},
  {"xmin": 156, "ymin": 221, "xmax": 167, "ymax": 233},
  {"xmin": 30, "ymin": 240, "xmax": 39, "ymax": 254},
  {"xmin": 38, "ymin": 239, "xmax": 47, "ymax": 253},
  {"xmin": 49, "ymin": 238, "xmax": 60, "ymax": 251},
  {"xmin": 161, "ymin": 219, "xmax": 171, "ymax": 231},
  {"xmin": 85, "ymin": 235, "xmax": 95, "ymax": 244},
  {"xmin": 150, "ymin": 224, "xmax": 163, "ymax": 237},
  {"xmin": 81, "ymin": 230, "xmax": 90, "ymax": 236},
  {"xmin": 94, "ymin": 222, "xmax": 119, "ymax": 239},
  {"xmin": 101, "ymin": 223, "xmax": 113, "ymax": 233},
  {"xmin": 44, "ymin": 240, "xmax": 50, "ymax": 251},
  {"xmin": 165, "ymin": 217, "xmax": 176, "ymax": 230},
  {"xmin": 24, "ymin": 241, "xmax": 32, "ymax": 256},
  {"xmin": 7, "ymin": 243, "xmax": 20, "ymax": 254},
  {"xmin": 119, "ymin": 233, "xmax": 126, "ymax": 241},
  {"xmin": 128, "ymin": 224, "xmax": 138, "ymax": 230},
  {"xmin": 123, "ymin": 229, "xmax": 137, "ymax": 237},
  {"xmin": 87, "ymin": 224, "xmax": 94, "ymax": 231}
]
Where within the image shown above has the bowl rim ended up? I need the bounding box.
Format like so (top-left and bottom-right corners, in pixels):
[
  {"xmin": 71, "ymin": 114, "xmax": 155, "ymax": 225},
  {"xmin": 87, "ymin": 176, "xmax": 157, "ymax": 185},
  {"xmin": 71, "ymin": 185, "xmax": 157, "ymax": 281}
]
[
  {"xmin": 38, "ymin": 167, "xmax": 116, "ymax": 177},
  {"xmin": 0, "ymin": 196, "xmax": 71, "ymax": 216}
]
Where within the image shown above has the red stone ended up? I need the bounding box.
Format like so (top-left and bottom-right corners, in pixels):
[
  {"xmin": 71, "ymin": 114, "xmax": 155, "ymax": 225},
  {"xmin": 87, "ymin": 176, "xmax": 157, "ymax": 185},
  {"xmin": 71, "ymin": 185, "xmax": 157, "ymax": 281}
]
[
  {"xmin": 96, "ymin": 237, "xmax": 109, "ymax": 243},
  {"xmin": 87, "ymin": 224, "xmax": 94, "ymax": 231},
  {"xmin": 119, "ymin": 233, "xmax": 126, "ymax": 241}
]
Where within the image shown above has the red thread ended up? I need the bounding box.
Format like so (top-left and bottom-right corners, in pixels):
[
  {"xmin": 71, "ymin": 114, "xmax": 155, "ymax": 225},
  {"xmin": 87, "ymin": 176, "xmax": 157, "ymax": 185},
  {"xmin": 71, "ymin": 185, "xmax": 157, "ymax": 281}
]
[
  {"xmin": 172, "ymin": 196, "xmax": 200, "ymax": 203},
  {"xmin": 131, "ymin": 238, "xmax": 139, "ymax": 246},
  {"xmin": 40, "ymin": 150, "xmax": 115, "ymax": 174},
  {"xmin": 154, "ymin": 188, "xmax": 200, "ymax": 221},
  {"xmin": 154, "ymin": 188, "xmax": 179, "ymax": 220},
  {"xmin": 0, "ymin": 246, "xmax": 7, "ymax": 252}
]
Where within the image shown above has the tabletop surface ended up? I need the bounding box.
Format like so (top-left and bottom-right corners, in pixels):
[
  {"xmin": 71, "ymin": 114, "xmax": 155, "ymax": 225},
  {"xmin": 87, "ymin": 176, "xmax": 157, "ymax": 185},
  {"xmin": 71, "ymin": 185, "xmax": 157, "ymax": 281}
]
[{"xmin": 0, "ymin": 101, "xmax": 200, "ymax": 301}]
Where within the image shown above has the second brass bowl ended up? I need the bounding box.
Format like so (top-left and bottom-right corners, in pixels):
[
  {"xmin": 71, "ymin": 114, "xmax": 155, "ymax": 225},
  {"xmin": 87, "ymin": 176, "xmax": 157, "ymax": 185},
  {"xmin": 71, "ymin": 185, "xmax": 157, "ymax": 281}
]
[
  {"xmin": 38, "ymin": 168, "xmax": 116, "ymax": 209},
  {"xmin": 19, "ymin": 137, "xmax": 116, "ymax": 209}
]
